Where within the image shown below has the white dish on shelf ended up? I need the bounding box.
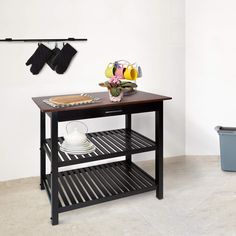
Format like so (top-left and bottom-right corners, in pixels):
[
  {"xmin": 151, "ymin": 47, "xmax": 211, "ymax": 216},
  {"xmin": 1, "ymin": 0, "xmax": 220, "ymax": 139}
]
[
  {"xmin": 60, "ymin": 139, "xmax": 96, "ymax": 155},
  {"xmin": 60, "ymin": 146, "xmax": 94, "ymax": 152},
  {"xmin": 62, "ymin": 140, "xmax": 92, "ymax": 150},
  {"xmin": 60, "ymin": 146, "xmax": 96, "ymax": 155}
]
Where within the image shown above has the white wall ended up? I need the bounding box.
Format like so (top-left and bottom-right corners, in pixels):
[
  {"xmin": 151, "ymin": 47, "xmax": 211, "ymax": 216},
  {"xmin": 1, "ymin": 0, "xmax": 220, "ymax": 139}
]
[
  {"xmin": 159, "ymin": 0, "xmax": 185, "ymax": 157},
  {"xmin": 0, "ymin": 0, "xmax": 185, "ymax": 181},
  {"xmin": 186, "ymin": 0, "xmax": 236, "ymax": 155}
]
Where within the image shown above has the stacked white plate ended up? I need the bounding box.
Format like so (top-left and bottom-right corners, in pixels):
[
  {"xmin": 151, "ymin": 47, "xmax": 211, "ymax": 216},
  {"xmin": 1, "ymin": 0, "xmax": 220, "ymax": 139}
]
[{"xmin": 60, "ymin": 139, "xmax": 96, "ymax": 155}]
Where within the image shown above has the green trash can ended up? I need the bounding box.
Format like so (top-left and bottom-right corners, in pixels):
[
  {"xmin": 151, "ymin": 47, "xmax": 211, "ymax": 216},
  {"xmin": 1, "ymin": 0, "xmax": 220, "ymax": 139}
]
[{"xmin": 215, "ymin": 126, "xmax": 236, "ymax": 171}]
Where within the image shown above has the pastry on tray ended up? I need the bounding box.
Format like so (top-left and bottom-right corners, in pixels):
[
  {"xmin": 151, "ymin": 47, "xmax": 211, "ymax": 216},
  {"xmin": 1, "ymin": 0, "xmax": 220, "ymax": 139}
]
[
  {"xmin": 49, "ymin": 94, "xmax": 93, "ymax": 105},
  {"xmin": 43, "ymin": 93, "xmax": 100, "ymax": 108}
]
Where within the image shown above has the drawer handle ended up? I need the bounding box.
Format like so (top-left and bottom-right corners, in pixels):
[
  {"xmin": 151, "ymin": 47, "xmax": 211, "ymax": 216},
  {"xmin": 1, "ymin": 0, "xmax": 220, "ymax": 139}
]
[{"xmin": 105, "ymin": 110, "xmax": 123, "ymax": 114}]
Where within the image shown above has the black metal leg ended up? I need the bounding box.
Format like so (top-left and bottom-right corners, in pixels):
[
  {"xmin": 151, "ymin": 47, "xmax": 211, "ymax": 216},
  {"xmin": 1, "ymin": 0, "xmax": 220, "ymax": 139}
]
[
  {"xmin": 40, "ymin": 111, "xmax": 46, "ymax": 190},
  {"xmin": 155, "ymin": 102, "xmax": 163, "ymax": 199},
  {"xmin": 125, "ymin": 114, "xmax": 131, "ymax": 165},
  {"xmin": 51, "ymin": 112, "xmax": 59, "ymax": 225}
]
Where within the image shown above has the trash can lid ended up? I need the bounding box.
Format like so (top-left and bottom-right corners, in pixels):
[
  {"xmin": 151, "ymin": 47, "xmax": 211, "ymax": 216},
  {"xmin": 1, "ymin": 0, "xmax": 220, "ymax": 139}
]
[{"xmin": 215, "ymin": 126, "xmax": 236, "ymax": 135}]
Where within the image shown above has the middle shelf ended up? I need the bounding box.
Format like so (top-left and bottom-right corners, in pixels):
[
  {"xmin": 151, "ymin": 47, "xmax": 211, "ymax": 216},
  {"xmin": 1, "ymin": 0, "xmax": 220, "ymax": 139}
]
[{"xmin": 43, "ymin": 129, "xmax": 157, "ymax": 167}]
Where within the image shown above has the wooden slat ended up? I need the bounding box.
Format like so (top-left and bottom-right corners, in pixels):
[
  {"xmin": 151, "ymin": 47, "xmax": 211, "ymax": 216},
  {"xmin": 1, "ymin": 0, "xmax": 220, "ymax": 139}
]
[
  {"xmin": 129, "ymin": 131, "xmax": 153, "ymax": 147},
  {"xmin": 103, "ymin": 131, "xmax": 126, "ymax": 150},
  {"xmin": 98, "ymin": 132, "xmax": 122, "ymax": 152},
  {"xmin": 59, "ymin": 173, "xmax": 77, "ymax": 204},
  {"xmin": 124, "ymin": 164, "xmax": 151, "ymax": 187},
  {"xmin": 44, "ymin": 178, "xmax": 51, "ymax": 197},
  {"xmin": 131, "ymin": 164, "xmax": 155, "ymax": 186},
  {"xmin": 79, "ymin": 168, "xmax": 103, "ymax": 198},
  {"xmin": 110, "ymin": 163, "xmax": 137, "ymax": 190},
  {"xmin": 63, "ymin": 171, "xmax": 83, "ymax": 203},
  {"xmin": 88, "ymin": 133, "xmax": 110, "ymax": 154},
  {"xmin": 43, "ymin": 143, "xmax": 52, "ymax": 161},
  {"xmin": 74, "ymin": 169, "xmax": 97, "ymax": 200},
  {"xmin": 119, "ymin": 163, "xmax": 148, "ymax": 188},
  {"xmin": 95, "ymin": 135, "xmax": 116, "ymax": 153},
  {"xmin": 107, "ymin": 130, "xmax": 129, "ymax": 148},
  {"xmin": 130, "ymin": 130, "xmax": 155, "ymax": 146},
  {"xmin": 68, "ymin": 170, "xmax": 90, "ymax": 202},
  {"xmin": 110, "ymin": 130, "xmax": 138, "ymax": 149},
  {"xmin": 113, "ymin": 162, "xmax": 142, "ymax": 190},
  {"xmin": 84, "ymin": 167, "xmax": 110, "ymax": 197},
  {"xmin": 46, "ymin": 139, "xmax": 61, "ymax": 162},
  {"xmin": 105, "ymin": 164, "xmax": 134, "ymax": 191},
  {"xmin": 47, "ymin": 174, "xmax": 66, "ymax": 207},
  {"xmin": 117, "ymin": 129, "xmax": 145, "ymax": 148},
  {"xmin": 97, "ymin": 165, "xmax": 126, "ymax": 193},
  {"xmin": 90, "ymin": 166, "xmax": 118, "ymax": 195},
  {"xmin": 119, "ymin": 130, "xmax": 147, "ymax": 148}
]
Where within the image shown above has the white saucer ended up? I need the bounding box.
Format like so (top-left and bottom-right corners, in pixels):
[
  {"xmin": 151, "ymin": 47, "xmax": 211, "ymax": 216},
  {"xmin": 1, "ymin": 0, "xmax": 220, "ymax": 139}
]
[
  {"xmin": 60, "ymin": 139, "xmax": 96, "ymax": 155},
  {"xmin": 62, "ymin": 140, "xmax": 90, "ymax": 148},
  {"xmin": 60, "ymin": 146, "xmax": 96, "ymax": 155},
  {"xmin": 60, "ymin": 146, "xmax": 94, "ymax": 152},
  {"xmin": 61, "ymin": 141, "xmax": 93, "ymax": 150}
]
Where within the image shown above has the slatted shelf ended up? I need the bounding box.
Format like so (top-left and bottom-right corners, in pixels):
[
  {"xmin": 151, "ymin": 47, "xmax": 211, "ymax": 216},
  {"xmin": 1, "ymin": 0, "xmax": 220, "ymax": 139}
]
[
  {"xmin": 43, "ymin": 129, "xmax": 157, "ymax": 167},
  {"xmin": 43, "ymin": 161, "xmax": 156, "ymax": 213}
]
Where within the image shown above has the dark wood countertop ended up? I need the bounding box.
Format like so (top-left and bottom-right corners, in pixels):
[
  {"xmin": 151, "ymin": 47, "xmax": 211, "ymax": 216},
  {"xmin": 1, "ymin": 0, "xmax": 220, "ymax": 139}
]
[{"xmin": 32, "ymin": 90, "xmax": 172, "ymax": 112}]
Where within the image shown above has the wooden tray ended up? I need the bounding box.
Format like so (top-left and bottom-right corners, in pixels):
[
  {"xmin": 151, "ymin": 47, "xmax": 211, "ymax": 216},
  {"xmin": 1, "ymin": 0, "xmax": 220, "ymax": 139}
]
[{"xmin": 43, "ymin": 94, "xmax": 100, "ymax": 108}]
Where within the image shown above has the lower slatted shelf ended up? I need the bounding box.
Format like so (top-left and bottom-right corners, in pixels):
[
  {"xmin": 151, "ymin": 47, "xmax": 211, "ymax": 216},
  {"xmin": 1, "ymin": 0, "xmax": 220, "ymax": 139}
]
[{"xmin": 43, "ymin": 161, "xmax": 156, "ymax": 213}]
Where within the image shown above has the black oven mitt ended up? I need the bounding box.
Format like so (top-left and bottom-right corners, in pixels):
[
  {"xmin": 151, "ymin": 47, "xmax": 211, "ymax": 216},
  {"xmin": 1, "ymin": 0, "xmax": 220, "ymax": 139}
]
[
  {"xmin": 26, "ymin": 44, "xmax": 52, "ymax": 75},
  {"xmin": 47, "ymin": 47, "xmax": 61, "ymax": 71},
  {"xmin": 52, "ymin": 43, "xmax": 77, "ymax": 74}
]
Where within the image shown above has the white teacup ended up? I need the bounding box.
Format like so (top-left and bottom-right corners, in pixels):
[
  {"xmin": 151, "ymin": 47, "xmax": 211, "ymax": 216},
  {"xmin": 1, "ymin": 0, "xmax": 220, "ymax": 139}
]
[
  {"xmin": 64, "ymin": 121, "xmax": 88, "ymax": 147},
  {"xmin": 64, "ymin": 129, "xmax": 87, "ymax": 146}
]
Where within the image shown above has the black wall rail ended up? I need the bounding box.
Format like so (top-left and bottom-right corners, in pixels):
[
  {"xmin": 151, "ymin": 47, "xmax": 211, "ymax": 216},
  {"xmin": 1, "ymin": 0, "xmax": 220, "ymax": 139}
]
[{"xmin": 0, "ymin": 38, "xmax": 87, "ymax": 42}]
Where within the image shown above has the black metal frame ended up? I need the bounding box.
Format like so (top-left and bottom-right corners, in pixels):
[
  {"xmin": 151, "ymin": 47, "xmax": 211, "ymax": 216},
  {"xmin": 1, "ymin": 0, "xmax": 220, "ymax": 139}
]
[
  {"xmin": 156, "ymin": 103, "xmax": 163, "ymax": 199},
  {"xmin": 40, "ymin": 112, "xmax": 46, "ymax": 190},
  {"xmin": 125, "ymin": 114, "xmax": 132, "ymax": 166},
  {"xmin": 40, "ymin": 101, "xmax": 164, "ymax": 225}
]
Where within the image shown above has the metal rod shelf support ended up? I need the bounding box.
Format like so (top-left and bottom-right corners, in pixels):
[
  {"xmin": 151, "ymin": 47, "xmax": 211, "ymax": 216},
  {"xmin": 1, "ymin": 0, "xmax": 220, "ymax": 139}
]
[{"xmin": 0, "ymin": 38, "xmax": 87, "ymax": 42}]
